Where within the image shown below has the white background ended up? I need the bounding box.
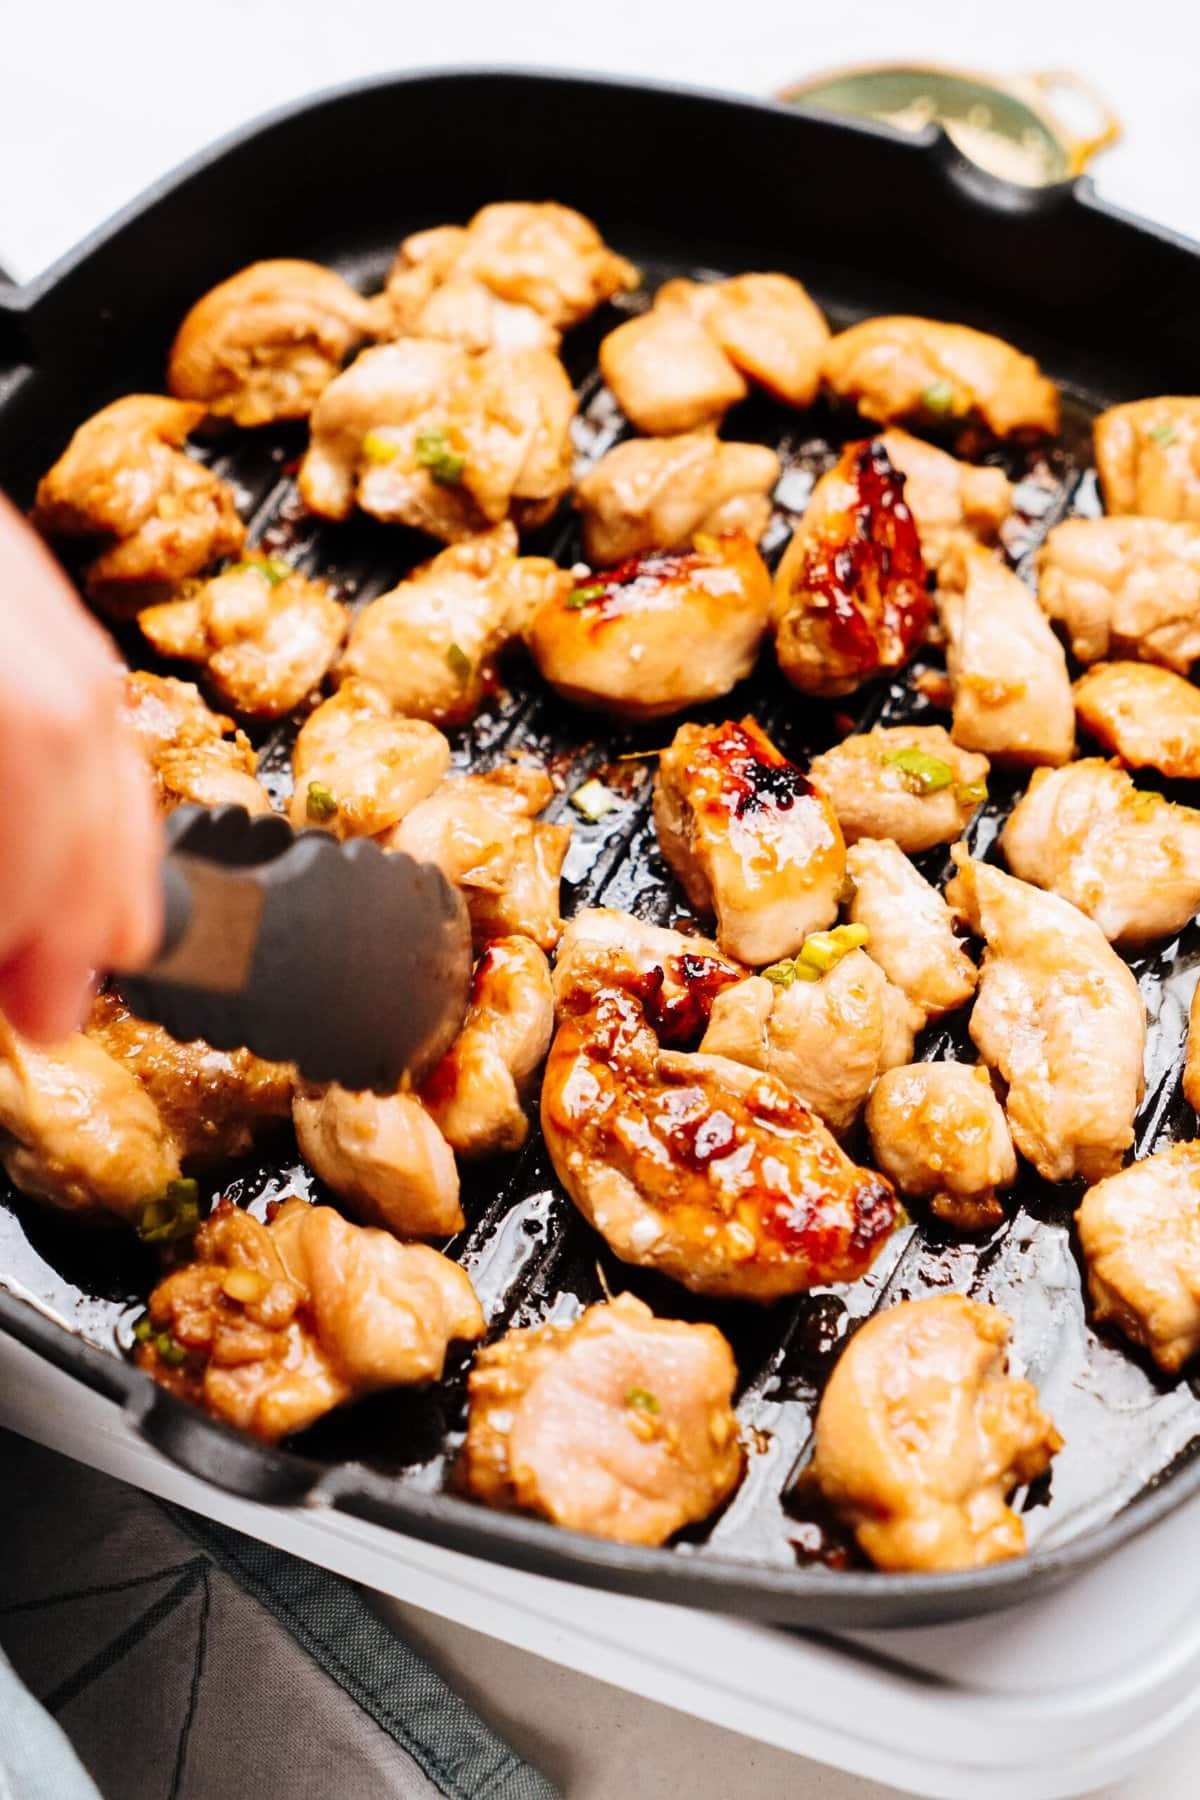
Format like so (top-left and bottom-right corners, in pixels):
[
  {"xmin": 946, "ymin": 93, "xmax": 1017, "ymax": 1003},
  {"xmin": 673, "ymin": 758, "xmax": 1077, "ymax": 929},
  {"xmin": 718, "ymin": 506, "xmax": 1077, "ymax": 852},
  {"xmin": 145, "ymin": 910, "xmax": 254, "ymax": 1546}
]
[{"xmin": 6, "ymin": 3, "xmax": 1200, "ymax": 1795}]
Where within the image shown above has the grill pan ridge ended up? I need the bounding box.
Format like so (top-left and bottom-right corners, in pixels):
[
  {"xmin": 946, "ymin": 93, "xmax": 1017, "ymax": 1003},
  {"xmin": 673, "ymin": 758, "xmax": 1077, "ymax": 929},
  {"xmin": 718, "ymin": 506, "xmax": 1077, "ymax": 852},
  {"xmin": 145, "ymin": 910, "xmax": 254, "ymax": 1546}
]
[{"xmin": 4, "ymin": 71, "xmax": 1200, "ymax": 1628}]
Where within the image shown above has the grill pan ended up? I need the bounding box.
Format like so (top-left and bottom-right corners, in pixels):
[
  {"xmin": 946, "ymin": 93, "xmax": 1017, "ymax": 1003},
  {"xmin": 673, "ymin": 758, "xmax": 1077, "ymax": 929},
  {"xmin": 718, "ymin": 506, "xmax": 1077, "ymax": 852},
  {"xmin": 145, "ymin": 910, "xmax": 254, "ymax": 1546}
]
[{"xmin": 3, "ymin": 69, "xmax": 1200, "ymax": 1630}]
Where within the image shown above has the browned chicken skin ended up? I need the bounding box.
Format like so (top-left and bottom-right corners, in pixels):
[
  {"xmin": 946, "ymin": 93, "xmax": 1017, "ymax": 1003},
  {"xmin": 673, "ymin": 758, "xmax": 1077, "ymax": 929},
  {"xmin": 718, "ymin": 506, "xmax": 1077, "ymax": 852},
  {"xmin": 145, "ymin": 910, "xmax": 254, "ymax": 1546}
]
[
  {"xmin": 876, "ymin": 429, "xmax": 1013, "ymax": 576},
  {"xmin": 1038, "ymin": 516, "xmax": 1200, "ymax": 673},
  {"xmin": 120, "ymin": 671, "xmax": 272, "ymax": 816},
  {"xmin": 1094, "ymin": 398, "xmax": 1200, "ymax": 520},
  {"xmin": 823, "ymin": 316, "xmax": 1059, "ymax": 438},
  {"xmin": 575, "ymin": 432, "xmax": 779, "ymax": 567},
  {"xmin": 288, "ymin": 680, "xmax": 451, "ymax": 838},
  {"xmin": 809, "ymin": 725, "xmax": 988, "ymax": 854},
  {"xmin": 460, "ymin": 1293, "xmax": 742, "ymax": 1545},
  {"xmin": 420, "ymin": 936, "xmax": 554, "ymax": 1157},
  {"xmin": 1074, "ymin": 662, "xmax": 1200, "ymax": 780},
  {"xmin": 867, "ymin": 1063, "xmax": 1016, "ymax": 1233},
  {"xmin": 1076, "ymin": 1144, "xmax": 1200, "ymax": 1374}
]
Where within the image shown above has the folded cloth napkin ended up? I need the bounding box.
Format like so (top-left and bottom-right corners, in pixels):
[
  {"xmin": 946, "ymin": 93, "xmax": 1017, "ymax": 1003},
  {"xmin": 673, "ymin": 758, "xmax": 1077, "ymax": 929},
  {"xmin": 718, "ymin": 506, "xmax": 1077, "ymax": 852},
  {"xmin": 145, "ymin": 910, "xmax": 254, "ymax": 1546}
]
[{"xmin": 0, "ymin": 1431, "xmax": 559, "ymax": 1800}]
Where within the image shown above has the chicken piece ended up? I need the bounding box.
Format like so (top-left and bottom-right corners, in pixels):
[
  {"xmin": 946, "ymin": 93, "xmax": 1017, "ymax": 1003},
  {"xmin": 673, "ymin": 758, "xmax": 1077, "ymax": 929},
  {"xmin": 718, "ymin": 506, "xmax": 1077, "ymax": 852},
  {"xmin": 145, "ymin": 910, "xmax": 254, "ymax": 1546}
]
[
  {"xmin": 599, "ymin": 306, "xmax": 749, "ymax": 436},
  {"xmin": 167, "ymin": 260, "xmax": 376, "ymax": 427},
  {"xmin": 383, "ymin": 766, "xmax": 569, "ymax": 950},
  {"xmin": 1185, "ymin": 983, "xmax": 1200, "ymax": 1115},
  {"xmin": 811, "ymin": 1295, "xmax": 1061, "ymax": 1572},
  {"xmin": 1075, "ymin": 1143, "xmax": 1200, "ymax": 1373},
  {"xmin": 460, "ymin": 1293, "xmax": 742, "ymax": 1545},
  {"xmin": 1095, "ymin": 398, "xmax": 1200, "ymax": 521},
  {"xmin": 809, "ymin": 725, "xmax": 989, "ymax": 853},
  {"xmin": 288, "ymin": 680, "xmax": 450, "ymax": 838},
  {"xmin": 946, "ymin": 849, "xmax": 1146, "ymax": 1184},
  {"xmin": 298, "ymin": 339, "xmax": 574, "ymax": 539},
  {"xmin": 653, "ymin": 718, "xmax": 845, "ymax": 965},
  {"xmin": 0, "ymin": 1016, "xmax": 180, "ymax": 1223},
  {"xmin": 699, "ymin": 948, "xmax": 914, "ymax": 1137},
  {"xmin": 138, "ymin": 1199, "xmax": 483, "ymax": 1441},
  {"xmin": 120, "ymin": 671, "xmax": 273, "ymax": 816},
  {"xmin": 772, "ymin": 438, "xmax": 932, "ymax": 698},
  {"xmin": 575, "ymin": 431, "xmax": 779, "ymax": 567},
  {"xmin": 33, "ymin": 396, "xmax": 245, "ymax": 614},
  {"xmin": 542, "ymin": 988, "xmax": 897, "ymax": 1301},
  {"xmin": 939, "ymin": 544, "xmax": 1074, "ymax": 767},
  {"xmin": 823, "ymin": 316, "xmax": 1059, "ymax": 438},
  {"xmin": 525, "ymin": 532, "xmax": 772, "ymax": 720},
  {"xmin": 138, "ymin": 561, "xmax": 346, "ymax": 719},
  {"xmin": 656, "ymin": 273, "xmax": 830, "ymax": 408},
  {"xmin": 876, "ymin": 429, "xmax": 1013, "ymax": 576},
  {"xmin": 1037, "ymin": 516, "xmax": 1200, "ymax": 673},
  {"xmin": 846, "ymin": 838, "xmax": 977, "ymax": 1024},
  {"xmin": 420, "ymin": 937, "xmax": 554, "ymax": 1156},
  {"xmin": 551, "ymin": 908, "xmax": 743, "ymax": 1046},
  {"xmin": 338, "ymin": 524, "xmax": 567, "ymax": 725},
  {"xmin": 86, "ymin": 989, "xmax": 292, "ymax": 1165},
  {"xmin": 293, "ymin": 1085, "xmax": 462, "ymax": 1237},
  {"xmin": 1074, "ymin": 662, "xmax": 1200, "ymax": 780},
  {"xmin": 867, "ymin": 1064, "xmax": 1017, "ymax": 1232}
]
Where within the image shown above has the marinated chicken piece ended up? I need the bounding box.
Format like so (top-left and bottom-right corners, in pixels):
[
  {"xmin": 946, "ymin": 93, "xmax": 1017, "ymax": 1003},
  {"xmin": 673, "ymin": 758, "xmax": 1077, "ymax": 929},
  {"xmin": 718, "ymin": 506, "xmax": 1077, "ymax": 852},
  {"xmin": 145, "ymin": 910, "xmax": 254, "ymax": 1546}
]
[
  {"xmin": 600, "ymin": 306, "xmax": 749, "ymax": 436},
  {"xmin": 86, "ymin": 989, "xmax": 292, "ymax": 1164},
  {"xmin": 120, "ymin": 671, "xmax": 272, "ymax": 816},
  {"xmin": 867, "ymin": 1064, "xmax": 1017, "ymax": 1232},
  {"xmin": 339, "ymin": 524, "xmax": 567, "ymax": 725},
  {"xmin": 138, "ymin": 1199, "xmax": 483, "ymax": 1441},
  {"xmin": 1001, "ymin": 759, "xmax": 1200, "ymax": 947},
  {"xmin": 386, "ymin": 273, "xmax": 561, "ymax": 354},
  {"xmin": 167, "ymin": 260, "xmax": 376, "ymax": 426},
  {"xmin": 138, "ymin": 561, "xmax": 346, "ymax": 719},
  {"xmin": 542, "ymin": 988, "xmax": 897, "ymax": 1301},
  {"xmin": 1186, "ymin": 983, "xmax": 1200, "ymax": 1115},
  {"xmin": 655, "ymin": 273, "xmax": 831, "ymax": 407},
  {"xmin": 700, "ymin": 948, "xmax": 914, "ymax": 1137},
  {"xmin": 939, "ymin": 544, "xmax": 1074, "ymax": 766},
  {"xmin": 552, "ymin": 908, "xmax": 743, "ymax": 1046},
  {"xmin": 420, "ymin": 936, "xmax": 554, "ymax": 1156},
  {"xmin": 1037, "ymin": 516, "xmax": 1200, "ymax": 673},
  {"xmin": 0, "ymin": 1016, "xmax": 180, "ymax": 1223},
  {"xmin": 288, "ymin": 680, "xmax": 450, "ymax": 838},
  {"xmin": 811, "ymin": 1296, "xmax": 1061, "ymax": 1571},
  {"xmin": 823, "ymin": 316, "xmax": 1059, "ymax": 438},
  {"xmin": 383, "ymin": 766, "xmax": 570, "ymax": 950},
  {"xmin": 1075, "ymin": 1143, "xmax": 1200, "ymax": 1373},
  {"xmin": 298, "ymin": 339, "xmax": 574, "ymax": 539},
  {"xmin": 809, "ymin": 725, "xmax": 989, "ymax": 853},
  {"xmin": 1074, "ymin": 662, "xmax": 1200, "ymax": 780},
  {"xmin": 772, "ymin": 439, "xmax": 932, "ymax": 698},
  {"xmin": 876, "ymin": 429, "xmax": 1013, "ymax": 575},
  {"xmin": 946, "ymin": 850, "xmax": 1146, "ymax": 1184},
  {"xmin": 575, "ymin": 431, "xmax": 779, "ymax": 566},
  {"xmin": 460, "ymin": 1293, "xmax": 742, "ymax": 1545},
  {"xmin": 1095, "ymin": 398, "xmax": 1200, "ymax": 521},
  {"xmin": 846, "ymin": 838, "xmax": 977, "ymax": 1024},
  {"xmin": 293, "ymin": 1085, "xmax": 462, "ymax": 1237},
  {"xmin": 525, "ymin": 532, "xmax": 772, "ymax": 720},
  {"xmin": 33, "ymin": 396, "xmax": 245, "ymax": 614},
  {"xmin": 654, "ymin": 718, "xmax": 846, "ymax": 965}
]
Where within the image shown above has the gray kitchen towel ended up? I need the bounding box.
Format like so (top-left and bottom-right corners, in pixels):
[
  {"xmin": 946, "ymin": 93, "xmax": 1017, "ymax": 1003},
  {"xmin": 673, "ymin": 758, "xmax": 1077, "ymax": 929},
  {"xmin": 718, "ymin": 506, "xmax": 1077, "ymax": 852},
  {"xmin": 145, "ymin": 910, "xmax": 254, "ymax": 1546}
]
[{"xmin": 0, "ymin": 1431, "xmax": 559, "ymax": 1800}]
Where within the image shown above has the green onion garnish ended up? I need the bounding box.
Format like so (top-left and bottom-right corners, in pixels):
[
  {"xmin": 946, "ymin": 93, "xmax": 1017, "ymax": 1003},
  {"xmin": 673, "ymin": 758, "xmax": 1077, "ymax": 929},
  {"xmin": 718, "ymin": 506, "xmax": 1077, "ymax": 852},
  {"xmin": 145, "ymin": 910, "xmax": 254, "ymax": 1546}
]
[
  {"xmin": 228, "ymin": 555, "xmax": 291, "ymax": 586},
  {"xmin": 625, "ymin": 1387, "xmax": 660, "ymax": 1414},
  {"xmin": 446, "ymin": 642, "xmax": 472, "ymax": 687},
  {"xmin": 1149, "ymin": 421, "xmax": 1179, "ymax": 447},
  {"xmin": 795, "ymin": 923, "xmax": 869, "ymax": 976},
  {"xmin": 135, "ymin": 1178, "xmax": 200, "ymax": 1246},
  {"xmin": 570, "ymin": 778, "xmax": 618, "ymax": 822},
  {"xmin": 155, "ymin": 1332, "xmax": 189, "ymax": 1367},
  {"xmin": 132, "ymin": 1313, "xmax": 154, "ymax": 1344},
  {"xmin": 955, "ymin": 779, "xmax": 988, "ymax": 809},
  {"xmin": 922, "ymin": 380, "xmax": 956, "ymax": 414},
  {"xmin": 306, "ymin": 780, "xmax": 339, "ymax": 823},
  {"xmin": 362, "ymin": 429, "xmax": 399, "ymax": 464},
  {"xmin": 565, "ymin": 582, "xmax": 606, "ymax": 609},
  {"xmin": 762, "ymin": 960, "xmax": 798, "ymax": 988},
  {"xmin": 415, "ymin": 426, "xmax": 466, "ymax": 486},
  {"xmin": 882, "ymin": 746, "xmax": 956, "ymax": 795}
]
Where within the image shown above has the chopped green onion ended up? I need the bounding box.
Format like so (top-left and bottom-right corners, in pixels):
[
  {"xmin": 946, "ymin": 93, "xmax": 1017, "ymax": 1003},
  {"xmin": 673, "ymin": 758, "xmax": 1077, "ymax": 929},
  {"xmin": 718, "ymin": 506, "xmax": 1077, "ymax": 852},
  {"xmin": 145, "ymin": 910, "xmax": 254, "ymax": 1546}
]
[
  {"xmin": 625, "ymin": 1387, "xmax": 660, "ymax": 1414},
  {"xmin": 361, "ymin": 428, "xmax": 399, "ymax": 464},
  {"xmin": 922, "ymin": 380, "xmax": 956, "ymax": 414},
  {"xmin": 565, "ymin": 582, "xmax": 606, "ymax": 609},
  {"xmin": 882, "ymin": 746, "xmax": 956, "ymax": 795},
  {"xmin": 1149, "ymin": 421, "xmax": 1179, "ymax": 447},
  {"xmin": 306, "ymin": 780, "xmax": 339, "ymax": 823},
  {"xmin": 228, "ymin": 555, "xmax": 292, "ymax": 586},
  {"xmin": 132, "ymin": 1313, "xmax": 154, "ymax": 1344},
  {"xmin": 155, "ymin": 1332, "xmax": 189, "ymax": 1367},
  {"xmin": 446, "ymin": 642, "xmax": 473, "ymax": 687},
  {"xmin": 135, "ymin": 1178, "xmax": 200, "ymax": 1246},
  {"xmin": 762, "ymin": 960, "xmax": 797, "ymax": 988},
  {"xmin": 796, "ymin": 923, "xmax": 869, "ymax": 975},
  {"xmin": 415, "ymin": 426, "xmax": 466, "ymax": 486},
  {"xmin": 570, "ymin": 777, "xmax": 618, "ymax": 822},
  {"xmin": 955, "ymin": 779, "xmax": 988, "ymax": 809}
]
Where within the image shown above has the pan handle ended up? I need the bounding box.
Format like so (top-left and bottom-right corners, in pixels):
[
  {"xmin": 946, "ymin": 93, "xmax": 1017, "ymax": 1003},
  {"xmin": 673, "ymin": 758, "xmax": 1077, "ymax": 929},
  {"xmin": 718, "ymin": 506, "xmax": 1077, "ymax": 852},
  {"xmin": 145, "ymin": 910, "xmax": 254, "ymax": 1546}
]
[{"xmin": 1021, "ymin": 69, "xmax": 1122, "ymax": 176}]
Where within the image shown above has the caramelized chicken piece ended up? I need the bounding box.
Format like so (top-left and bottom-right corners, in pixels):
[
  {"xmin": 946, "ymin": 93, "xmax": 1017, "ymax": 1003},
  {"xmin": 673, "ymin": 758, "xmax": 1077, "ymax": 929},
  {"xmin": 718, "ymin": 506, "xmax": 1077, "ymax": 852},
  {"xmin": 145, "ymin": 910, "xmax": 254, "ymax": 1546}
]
[
  {"xmin": 0, "ymin": 1016, "xmax": 180, "ymax": 1222},
  {"xmin": 846, "ymin": 839, "xmax": 977, "ymax": 1025},
  {"xmin": 420, "ymin": 937, "xmax": 554, "ymax": 1157},
  {"xmin": 138, "ymin": 562, "xmax": 346, "ymax": 719},
  {"xmin": 542, "ymin": 988, "xmax": 897, "ymax": 1301},
  {"xmin": 700, "ymin": 949, "xmax": 914, "ymax": 1137},
  {"xmin": 823, "ymin": 316, "xmax": 1059, "ymax": 438},
  {"xmin": 1003, "ymin": 760, "xmax": 1200, "ymax": 945},
  {"xmin": 552, "ymin": 908, "xmax": 743, "ymax": 1046},
  {"xmin": 120, "ymin": 671, "xmax": 272, "ymax": 816},
  {"xmin": 946, "ymin": 850, "xmax": 1145, "ymax": 1184},
  {"xmin": 1074, "ymin": 662, "xmax": 1200, "ymax": 780},
  {"xmin": 600, "ymin": 305, "xmax": 748, "ymax": 436},
  {"xmin": 876, "ymin": 429, "xmax": 1013, "ymax": 576},
  {"xmin": 772, "ymin": 439, "xmax": 932, "ymax": 698},
  {"xmin": 384, "ymin": 766, "xmax": 570, "ymax": 950},
  {"xmin": 1186, "ymin": 983, "xmax": 1200, "ymax": 1115},
  {"xmin": 939, "ymin": 544, "xmax": 1074, "ymax": 766},
  {"xmin": 1095, "ymin": 398, "xmax": 1200, "ymax": 520},
  {"xmin": 1076, "ymin": 1144, "xmax": 1200, "ymax": 1373},
  {"xmin": 339, "ymin": 524, "xmax": 567, "ymax": 725},
  {"xmin": 288, "ymin": 680, "xmax": 450, "ymax": 838},
  {"xmin": 525, "ymin": 532, "xmax": 772, "ymax": 720},
  {"xmin": 460, "ymin": 1293, "xmax": 742, "ymax": 1545},
  {"xmin": 575, "ymin": 431, "xmax": 779, "ymax": 566},
  {"xmin": 33, "ymin": 396, "xmax": 245, "ymax": 614},
  {"xmin": 811, "ymin": 1296, "xmax": 1061, "ymax": 1571},
  {"xmin": 293, "ymin": 1086, "xmax": 462, "ymax": 1237},
  {"xmin": 138, "ymin": 1199, "xmax": 483, "ymax": 1441},
  {"xmin": 867, "ymin": 1064, "xmax": 1016, "ymax": 1232},
  {"xmin": 168, "ymin": 260, "xmax": 376, "ymax": 426},
  {"xmin": 298, "ymin": 340, "xmax": 574, "ymax": 540},
  {"xmin": 86, "ymin": 989, "xmax": 292, "ymax": 1165},
  {"xmin": 1037, "ymin": 516, "xmax": 1200, "ymax": 673},
  {"xmin": 656, "ymin": 273, "xmax": 831, "ymax": 407},
  {"xmin": 809, "ymin": 725, "xmax": 989, "ymax": 853},
  {"xmin": 654, "ymin": 718, "xmax": 846, "ymax": 965}
]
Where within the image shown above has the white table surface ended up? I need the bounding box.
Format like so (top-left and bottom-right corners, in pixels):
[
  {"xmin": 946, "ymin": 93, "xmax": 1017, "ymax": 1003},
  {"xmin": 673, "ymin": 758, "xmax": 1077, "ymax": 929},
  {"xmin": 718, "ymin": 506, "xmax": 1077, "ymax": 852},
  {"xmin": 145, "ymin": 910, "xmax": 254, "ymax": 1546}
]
[{"xmin": 6, "ymin": 6, "xmax": 1200, "ymax": 1795}]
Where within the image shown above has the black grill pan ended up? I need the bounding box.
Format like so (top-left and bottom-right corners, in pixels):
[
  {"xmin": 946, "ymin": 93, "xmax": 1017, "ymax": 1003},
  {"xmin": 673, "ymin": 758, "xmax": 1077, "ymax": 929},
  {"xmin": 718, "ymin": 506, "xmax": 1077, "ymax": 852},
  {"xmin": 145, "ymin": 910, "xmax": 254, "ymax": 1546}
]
[{"xmin": 3, "ymin": 69, "xmax": 1200, "ymax": 1630}]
